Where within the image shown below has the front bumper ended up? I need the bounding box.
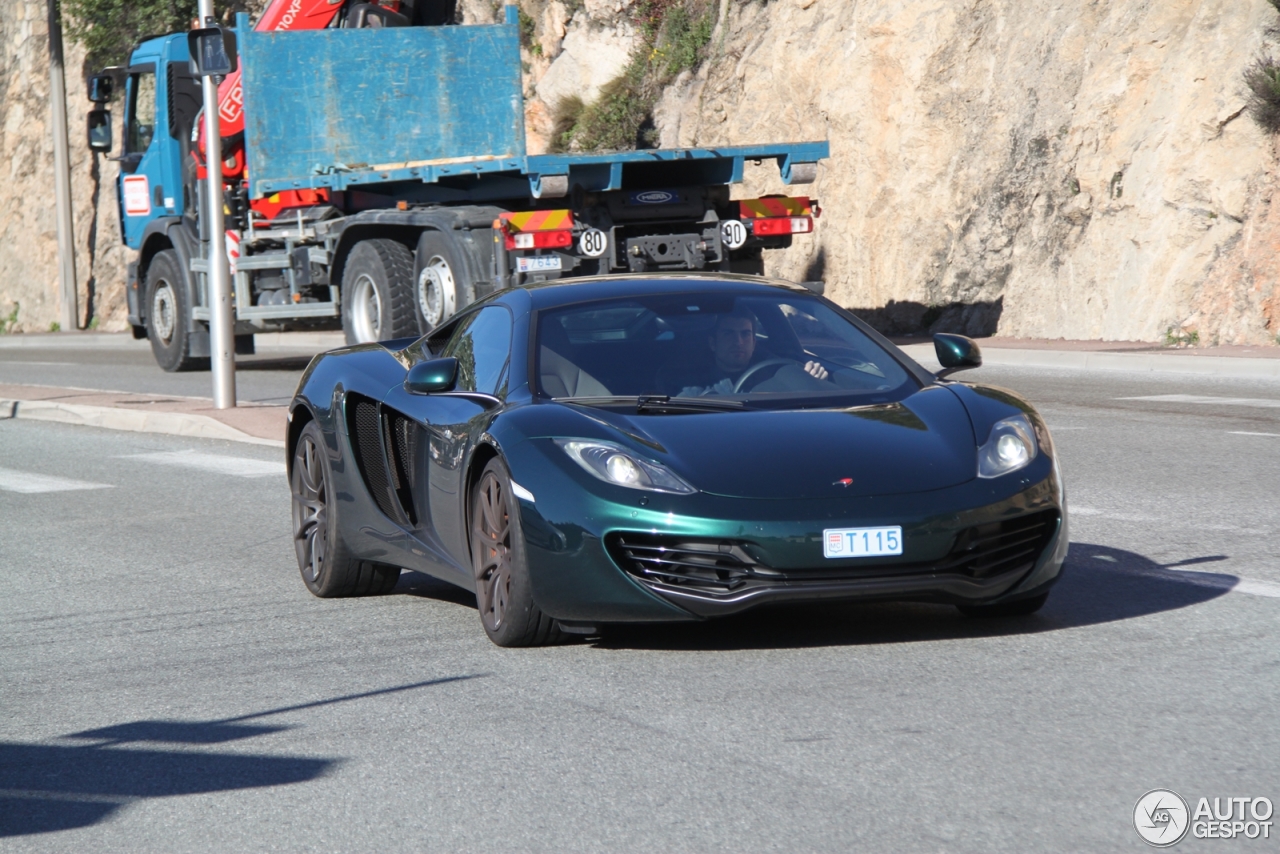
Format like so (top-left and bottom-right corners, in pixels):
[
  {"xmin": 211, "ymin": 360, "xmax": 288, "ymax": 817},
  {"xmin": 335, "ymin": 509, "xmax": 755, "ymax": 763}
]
[{"xmin": 508, "ymin": 439, "xmax": 1067, "ymax": 623}]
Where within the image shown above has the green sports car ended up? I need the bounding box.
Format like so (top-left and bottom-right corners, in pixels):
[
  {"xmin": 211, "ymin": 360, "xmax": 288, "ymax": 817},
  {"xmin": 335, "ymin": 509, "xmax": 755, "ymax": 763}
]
[{"xmin": 287, "ymin": 275, "xmax": 1067, "ymax": 646}]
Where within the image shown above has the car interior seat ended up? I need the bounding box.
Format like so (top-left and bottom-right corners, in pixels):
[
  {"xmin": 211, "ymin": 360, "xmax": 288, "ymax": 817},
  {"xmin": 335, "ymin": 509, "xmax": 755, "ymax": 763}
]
[{"xmin": 538, "ymin": 320, "xmax": 610, "ymax": 398}]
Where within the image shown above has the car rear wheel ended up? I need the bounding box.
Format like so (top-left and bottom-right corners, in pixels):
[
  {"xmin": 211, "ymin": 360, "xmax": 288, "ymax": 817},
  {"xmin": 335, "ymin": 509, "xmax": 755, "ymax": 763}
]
[
  {"xmin": 470, "ymin": 458, "xmax": 564, "ymax": 647},
  {"xmin": 956, "ymin": 592, "xmax": 1049, "ymax": 618},
  {"xmin": 292, "ymin": 420, "xmax": 401, "ymax": 597}
]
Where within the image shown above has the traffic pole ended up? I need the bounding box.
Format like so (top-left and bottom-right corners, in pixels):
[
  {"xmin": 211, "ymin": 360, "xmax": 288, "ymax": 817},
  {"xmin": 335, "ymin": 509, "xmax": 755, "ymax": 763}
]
[
  {"xmin": 47, "ymin": 0, "xmax": 78, "ymax": 332},
  {"xmin": 197, "ymin": 1, "xmax": 236, "ymax": 408}
]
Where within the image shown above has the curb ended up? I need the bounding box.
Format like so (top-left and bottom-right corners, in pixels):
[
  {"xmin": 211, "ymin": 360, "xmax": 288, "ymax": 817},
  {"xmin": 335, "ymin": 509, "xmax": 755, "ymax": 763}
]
[
  {"xmin": 0, "ymin": 398, "xmax": 285, "ymax": 448},
  {"xmin": 899, "ymin": 344, "xmax": 1280, "ymax": 380}
]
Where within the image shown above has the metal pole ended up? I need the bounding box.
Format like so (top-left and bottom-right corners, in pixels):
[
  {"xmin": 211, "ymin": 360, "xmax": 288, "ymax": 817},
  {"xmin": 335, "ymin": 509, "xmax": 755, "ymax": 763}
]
[
  {"xmin": 197, "ymin": 4, "xmax": 236, "ymax": 408},
  {"xmin": 47, "ymin": 0, "xmax": 78, "ymax": 332}
]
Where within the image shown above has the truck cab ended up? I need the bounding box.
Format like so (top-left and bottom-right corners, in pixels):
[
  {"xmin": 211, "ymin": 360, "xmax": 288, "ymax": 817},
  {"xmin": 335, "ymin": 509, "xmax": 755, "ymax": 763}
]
[{"xmin": 116, "ymin": 35, "xmax": 202, "ymax": 248}]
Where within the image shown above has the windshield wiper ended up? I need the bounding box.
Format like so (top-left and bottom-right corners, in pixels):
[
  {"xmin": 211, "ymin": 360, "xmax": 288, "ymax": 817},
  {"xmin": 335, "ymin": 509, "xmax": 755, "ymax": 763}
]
[{"xmin": 556, "ymin": 395, "xmax": 747, "ymax": 413}]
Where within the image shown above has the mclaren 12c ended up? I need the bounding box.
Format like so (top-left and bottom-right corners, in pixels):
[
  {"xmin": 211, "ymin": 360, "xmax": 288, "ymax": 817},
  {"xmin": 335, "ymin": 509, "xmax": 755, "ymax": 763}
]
[{"xmin": 287, "ymin": 275, "xmax": 1068, "ymax": 646}]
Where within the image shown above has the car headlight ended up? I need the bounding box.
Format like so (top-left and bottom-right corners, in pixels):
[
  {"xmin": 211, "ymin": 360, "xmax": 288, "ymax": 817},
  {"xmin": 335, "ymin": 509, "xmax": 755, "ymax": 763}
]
[
  {"xmin": 554, "ymin": 439, "xmax": 696, "ymax": 494},
  {"xmin": 977, "ymin": 414, "xmax": 1038, "ymax": 479}
]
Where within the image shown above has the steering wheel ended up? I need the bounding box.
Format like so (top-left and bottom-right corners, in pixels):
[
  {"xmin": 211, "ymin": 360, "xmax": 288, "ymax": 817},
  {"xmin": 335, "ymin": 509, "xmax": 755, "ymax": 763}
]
[{"xmin": 733, "ymin": 358, "xmax": 796, "ymax": 393}]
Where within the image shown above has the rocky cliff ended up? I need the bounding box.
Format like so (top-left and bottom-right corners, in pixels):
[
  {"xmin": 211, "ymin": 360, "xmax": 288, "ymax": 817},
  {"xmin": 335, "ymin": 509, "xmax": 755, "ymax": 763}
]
[
  {"xmin": 0, "ymin": 0, "xmax": 128, "ymax": 333},
  {"xmin": 525, "ymin": 0, "xmax": 1280, "ymax": 343},
  {"xmin": 5, "ymin": 0, "xmax": 1279, "ymax": 343}
]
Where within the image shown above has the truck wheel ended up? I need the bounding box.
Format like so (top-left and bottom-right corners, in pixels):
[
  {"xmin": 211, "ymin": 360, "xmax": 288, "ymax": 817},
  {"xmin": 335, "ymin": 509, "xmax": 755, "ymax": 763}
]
[
  {"xmin": 145, "ymin": 249, "xmax": 207, "ymax": 372},
  {"xmin": 341, "ymin": 239, "xmax": 417, "ymax": 345},
  {"xmin": 470, "ymin": 457, "xmax": 565, "ymax": 647},
  {"xmin": 413, "ymin": 230, "xmax": 463, "ymax": 332},
  {"xmin": 292, "ymin": 420, "xmax": 401, "ymax": 597}
]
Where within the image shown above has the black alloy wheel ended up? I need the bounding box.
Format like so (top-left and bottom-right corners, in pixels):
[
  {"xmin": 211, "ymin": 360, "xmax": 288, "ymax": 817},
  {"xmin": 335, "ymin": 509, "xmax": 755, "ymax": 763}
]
[
  {"xmin": 291, "ymin": 420, "xmax": 401, "ymax": 597},
  {"xmin": 145, "ymin": 249, "xmax": 206, "ymax": 372},
  {"xmin": 470, "ymin": 458, "xmax": 564, "ymax": 647}
]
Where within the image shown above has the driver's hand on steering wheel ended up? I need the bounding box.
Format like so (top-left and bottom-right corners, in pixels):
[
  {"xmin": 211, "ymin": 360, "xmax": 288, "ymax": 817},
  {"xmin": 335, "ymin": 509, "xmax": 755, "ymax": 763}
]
[{"xmin": 804, "ymin": 360, "xmax": 829, "ymax": 381}]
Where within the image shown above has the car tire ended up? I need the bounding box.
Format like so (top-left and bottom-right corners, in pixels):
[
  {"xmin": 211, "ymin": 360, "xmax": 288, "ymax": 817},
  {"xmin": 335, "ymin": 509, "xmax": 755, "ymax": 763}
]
[
  {"xmin": 956, "ymin": 592, "xmax": 1049, "ymax": 618},
  {"xmin": 413, "ymin": 230, "xmax": 464, "ymax": 333},
  {"xmin": 292, "ymin": 420, "xmax": 401, "ymax": 597},
  {"xmin": 470, "ymin": 457, "xmax": 565, "ymax": 647},
  {"xmin": 341, "ymin": 239, "xmax": 417, "ymax": 345},
  {"xmin": 145, "ymin": 249, "xmax": 207, "ymax": 372}
]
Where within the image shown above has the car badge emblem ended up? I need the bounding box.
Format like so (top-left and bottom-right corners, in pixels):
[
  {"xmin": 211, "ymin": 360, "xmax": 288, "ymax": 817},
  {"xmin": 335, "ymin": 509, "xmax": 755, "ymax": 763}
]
[{"xmin": 834, "ymin": 477, "xmax": 853, "ymax": 487}]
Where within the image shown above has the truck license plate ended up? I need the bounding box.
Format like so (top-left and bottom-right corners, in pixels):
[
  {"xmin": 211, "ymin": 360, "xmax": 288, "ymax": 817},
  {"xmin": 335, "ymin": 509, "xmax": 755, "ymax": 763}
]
[
  {"xmin": 516, "ymin": 256, "xmax": 562, "ymax": 273},
  {"xmin": 823, "ymin": 526, "xmax": 903, "ymax": 558}
]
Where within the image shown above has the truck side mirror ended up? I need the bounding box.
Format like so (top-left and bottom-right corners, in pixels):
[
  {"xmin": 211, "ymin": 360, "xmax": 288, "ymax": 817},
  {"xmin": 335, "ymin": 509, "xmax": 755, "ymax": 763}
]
[
  {"xmin": 188, "ymin": 25, "xmax": 238, "ymax": 77},
  {"xmin": 88, "ymin": 74, "xmax": 114, "ymax": 103},
  {"xmin": 405, "ymin": 358, "xmax": 459, "ymax": 395},
  {"xmin": 87, "ymin": 109, "xmax": 112, "ymax": 153},
  {"xmin": 933, "ymin": 333, "xmax": 982, "ymax": 380}
]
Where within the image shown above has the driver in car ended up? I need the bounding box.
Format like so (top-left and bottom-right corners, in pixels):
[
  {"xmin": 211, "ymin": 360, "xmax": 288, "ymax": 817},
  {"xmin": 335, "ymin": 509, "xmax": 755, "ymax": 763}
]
[{"xmin": 676, "ymin": 310, "xmax": 829, "ymax": 397}]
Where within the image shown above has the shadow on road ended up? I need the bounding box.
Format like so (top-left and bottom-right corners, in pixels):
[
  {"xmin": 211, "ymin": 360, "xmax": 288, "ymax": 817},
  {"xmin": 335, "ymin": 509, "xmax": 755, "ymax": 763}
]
[
  {"xmin": 590, "ymin": 542, "xmax": 1235, "ymax": 651},
  {"xmin": 0, "ymin": 675, "xmax": 481, "ymax": 839}
]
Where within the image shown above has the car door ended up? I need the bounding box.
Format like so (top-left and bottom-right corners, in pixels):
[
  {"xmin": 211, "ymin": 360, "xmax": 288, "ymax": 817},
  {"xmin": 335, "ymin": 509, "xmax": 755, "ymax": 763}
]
[{"xmin": 384, "ymin": 305, "xmax": 514, "ymax": 574}]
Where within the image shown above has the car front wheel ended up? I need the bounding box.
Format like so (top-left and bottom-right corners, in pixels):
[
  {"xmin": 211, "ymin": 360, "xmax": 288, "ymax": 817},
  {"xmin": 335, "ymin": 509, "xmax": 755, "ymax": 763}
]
[{"xmin": 470, "ymin": 458, "xmax": 564, "ymax": 647}]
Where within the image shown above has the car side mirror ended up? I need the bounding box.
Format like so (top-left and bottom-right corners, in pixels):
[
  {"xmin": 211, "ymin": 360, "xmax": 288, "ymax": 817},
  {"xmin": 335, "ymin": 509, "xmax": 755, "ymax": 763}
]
[
  {"xmin": 405, "ymin": 357, "xmax": 458, "ymax": 395},
  {"xmin": 933, "ymin": 333, "xmax": 982, "ymax": 380},
  {"xmin": 88, "ymin": 73, "xmax": 115, "ymax": 103},
  {"xmin": 87, "ymin": 109, "xmax": 112, "ymax": 153}
]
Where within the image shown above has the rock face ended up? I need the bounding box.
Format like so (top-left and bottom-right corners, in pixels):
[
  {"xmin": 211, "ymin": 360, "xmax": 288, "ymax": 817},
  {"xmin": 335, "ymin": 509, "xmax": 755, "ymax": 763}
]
[
  {"xmin": 4, "ymin": 0, "xmax": 1278, "ymax": 343},
  {"xmin": 0, "ymin": 0, "xmax": 128, "ymax": 332},
  {"xmin": 651, "ymin": 0, "xmax": 1280, "ymax": 343}
]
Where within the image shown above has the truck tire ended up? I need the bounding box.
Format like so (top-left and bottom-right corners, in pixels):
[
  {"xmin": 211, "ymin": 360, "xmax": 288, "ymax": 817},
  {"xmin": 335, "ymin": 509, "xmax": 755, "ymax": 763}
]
[
  {"xmin": 341, "ymin": 239, "xmax": 417, "ymax": 345},
  {"xmin": 291, "ymin": 420, "xmax": 402, "ymax": 597},
  {"xmin": 413, "ymin": 230, "xmax": 464, "ymax": 333},
  {"xmin": 145, "ymin": 249, "xmax": 207, "ymax": 372}
]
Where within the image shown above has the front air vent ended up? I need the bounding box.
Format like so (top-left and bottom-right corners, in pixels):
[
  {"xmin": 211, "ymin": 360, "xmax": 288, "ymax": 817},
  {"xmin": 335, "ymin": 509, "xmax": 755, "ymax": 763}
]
[
  {"xmin": 346, "ymin": 394, "xmax": 417, "ymax": 526},
  {"xmin": 934, "ymin": 510, "xmax": 1058, "ymax": 579},
  {"xmin": 609, "ymin": 536, "xmax": 776, "ymax": 593}
]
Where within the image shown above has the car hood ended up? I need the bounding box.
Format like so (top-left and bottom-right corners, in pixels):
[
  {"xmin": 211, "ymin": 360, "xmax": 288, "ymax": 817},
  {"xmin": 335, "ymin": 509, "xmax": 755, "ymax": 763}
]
[{"xmin": 579, "ymin": 386, "xmax": 978, "ymax": 499}]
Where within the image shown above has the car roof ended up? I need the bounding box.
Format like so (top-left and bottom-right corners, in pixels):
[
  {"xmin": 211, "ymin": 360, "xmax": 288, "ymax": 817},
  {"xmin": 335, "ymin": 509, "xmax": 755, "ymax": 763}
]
[{"xmin": 517, "ymin": 273, "xmax": 815, "ymax": 310}]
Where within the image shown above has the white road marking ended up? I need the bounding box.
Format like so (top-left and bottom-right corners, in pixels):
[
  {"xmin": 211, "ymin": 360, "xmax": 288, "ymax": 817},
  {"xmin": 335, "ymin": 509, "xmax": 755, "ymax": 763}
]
[
  {"xmin": 1071, "ymin": 505, "xmax": 1271, "ymax": 534},
  {"xmin": 0, "ymin": 467, "xmax": 113, "ymax": 494},
  {"xmin": 1229, "ymin": 431, "xmax": 1280, "ymax": 438},
  {"xmin": 1117, "ymin": 394, "xmax": 1280, "ymax": 409},
  {"xmin": 121, "ymin": 450, "xmax": 286, "ymax": 478}
]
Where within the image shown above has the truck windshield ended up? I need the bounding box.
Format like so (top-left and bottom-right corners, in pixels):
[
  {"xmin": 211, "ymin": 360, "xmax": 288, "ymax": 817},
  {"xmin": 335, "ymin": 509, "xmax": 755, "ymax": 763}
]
[
  {"xmin": 536, "ymin": 291, "xmax": 916, "ymax": 408},
  {"xmin": 126, "ymin": 71, "xmax": 157, "ymax": 153}
]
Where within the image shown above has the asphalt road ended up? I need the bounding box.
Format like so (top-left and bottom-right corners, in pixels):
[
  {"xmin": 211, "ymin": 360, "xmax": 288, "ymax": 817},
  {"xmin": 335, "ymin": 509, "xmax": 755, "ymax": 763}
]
[
  {"xmin": 0, "ymin": 337, "xmax": 319, "ymax": 404},
  {"xmin": 2, "ymin": 354, "xmax": 1279, "ymax": 852}
]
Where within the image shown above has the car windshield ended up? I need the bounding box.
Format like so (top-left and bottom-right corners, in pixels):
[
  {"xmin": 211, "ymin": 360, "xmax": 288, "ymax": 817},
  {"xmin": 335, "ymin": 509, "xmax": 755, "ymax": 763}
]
[{"xmin": 535, "ymin": 291, "xmax": 916, "ymax": 409}]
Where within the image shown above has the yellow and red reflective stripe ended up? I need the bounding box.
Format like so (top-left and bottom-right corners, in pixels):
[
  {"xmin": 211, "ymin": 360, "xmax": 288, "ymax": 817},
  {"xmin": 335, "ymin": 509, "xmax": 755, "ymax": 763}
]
[
  {"xmin": 500, "ymin": 209, "xmax": 574, "ymax": 233},
  {"xmin": 738, "ymin": 196, "xmax": 812, "ymax": 219}
]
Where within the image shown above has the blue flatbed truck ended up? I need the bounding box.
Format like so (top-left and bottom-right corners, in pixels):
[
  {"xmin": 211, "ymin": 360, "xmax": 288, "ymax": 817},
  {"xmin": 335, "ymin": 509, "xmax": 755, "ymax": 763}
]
[{"xmin": 88, "ymin": 6, "xmax": 829, "ymax": 371}]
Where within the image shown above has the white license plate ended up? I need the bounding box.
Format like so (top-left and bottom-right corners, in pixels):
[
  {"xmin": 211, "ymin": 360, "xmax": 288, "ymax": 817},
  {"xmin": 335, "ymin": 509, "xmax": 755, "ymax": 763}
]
[
  {"xmin": 823, "ymin": 526, "xmax": 903, "ymax": 558},
  {"xmin": 516, "ymin": 256, "xmax": 562, "ymax": 273}
]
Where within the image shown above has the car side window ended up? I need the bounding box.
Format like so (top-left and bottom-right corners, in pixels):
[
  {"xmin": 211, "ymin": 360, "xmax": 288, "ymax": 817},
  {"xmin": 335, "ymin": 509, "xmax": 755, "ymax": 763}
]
[{"xmin": 443, "ymin": 306, "xmax": 513, "ymax": 396}]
